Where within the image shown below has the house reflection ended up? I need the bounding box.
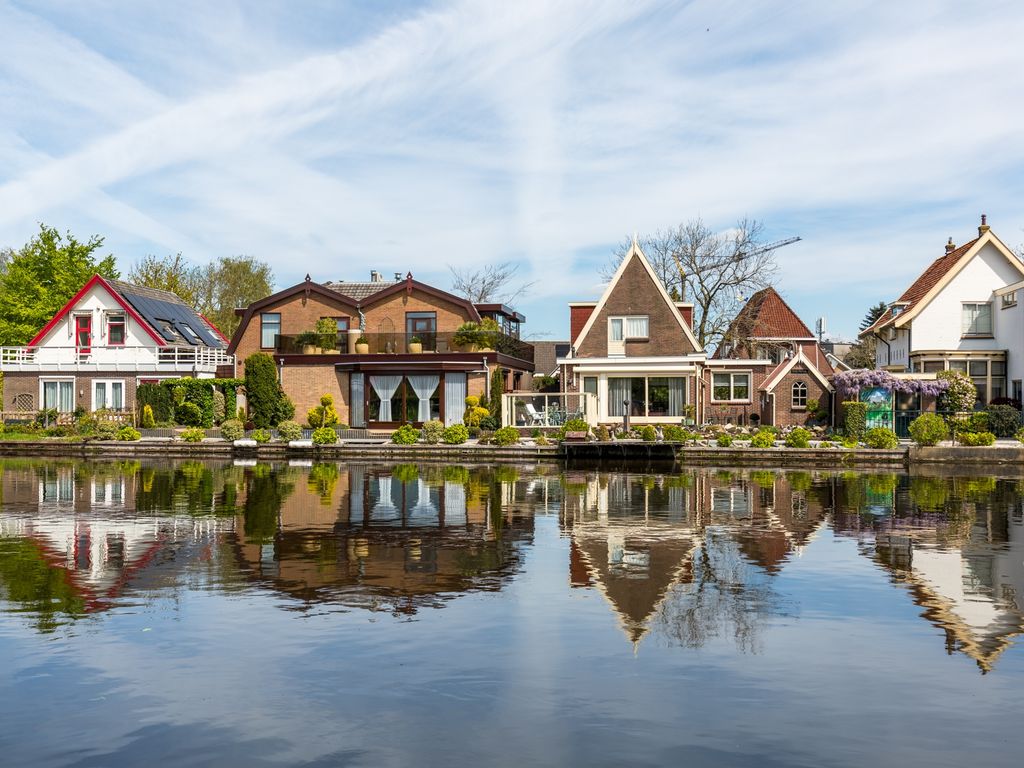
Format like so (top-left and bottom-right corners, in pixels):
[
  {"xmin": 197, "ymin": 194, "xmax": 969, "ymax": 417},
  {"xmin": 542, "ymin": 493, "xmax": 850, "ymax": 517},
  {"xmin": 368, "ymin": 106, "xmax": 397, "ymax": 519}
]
[
  {"xmin": 233, "ymin": 464, "xmax": 535, "ymax": 614},
  {"xmin": 833, "ymin": 474, "xmax": 1024, "ymax": 673}
]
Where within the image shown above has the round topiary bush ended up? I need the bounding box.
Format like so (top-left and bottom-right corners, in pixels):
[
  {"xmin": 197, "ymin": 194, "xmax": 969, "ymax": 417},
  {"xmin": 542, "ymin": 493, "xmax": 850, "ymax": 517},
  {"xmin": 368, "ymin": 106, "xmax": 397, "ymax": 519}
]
[
  {"xmin": 662, "ymin": 425, "xmax": 687, "ymax": 442},
  {"xmin": 492, "ymin": 426, "xmax": 520, "ymax": 446},
  {"xmin": 639, "ymin": 425, "xmax": 657, "ymax": 442},
  {"xmin": 220, "ymin": 419, "xmax": 244, "ymax": 441},
  {"xmin": 908, "ymin": 412, "xmax": 949, "ymax": 446},
  {"xmin": 391, "ymin": 424, "xmax": 421, "ymax": 444},
  {"xmin": 96, "ymin": 421, "xmax": 119, "ymax": 441},
  {"xmin": 442, "ymin": 424, "xmax": 469, "ymax": 445},
  {"xmin": 312, "ymin": 426, "xmax": 337, "ymax": 445},
  {"xmin": 175, "ymin": 401, "xmax": 203, "ymax": 427},
  {"xmin": 421, "ymin": 420, "xmax": 444, "ymax": 444},
  {"xmin": 864, "ymin": 427, "xmax": 899, "ymax": 449},
  {"xmin": 116, "ymin": 425, "xmax": 141, "ymax": 441},
  {"xmin": 277, "ymin": 420, "xmax": 302, "ymax": 441},
  {"xmin": 180, "ymin": 427, "xmax": 205, "ymax": 443},
  {"xmin": 252, "ymin": 428, "xmax": 271, "ymax": 444},
  {"xmin": 785, "ymin": 427, "xmax": 812, "ymax": 448}
]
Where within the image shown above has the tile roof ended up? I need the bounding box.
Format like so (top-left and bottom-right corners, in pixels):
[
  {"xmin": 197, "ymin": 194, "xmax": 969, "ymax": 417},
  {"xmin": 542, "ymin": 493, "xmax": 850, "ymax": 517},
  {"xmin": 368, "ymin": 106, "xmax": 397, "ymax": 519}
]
[
  {"xmin": 863, "ymin": 237, "xmax": 980, "ymax": 335},
  {"xmin": 106, "ymin": 278, "xmax": 225, "ymax": 348},
  {"xmin": 324, "ymin": 280, "xmax": 402, "ymax": 301},
  {"xmin": 716, "ymin": 287, "xmax": 814, "ymax": 357}
]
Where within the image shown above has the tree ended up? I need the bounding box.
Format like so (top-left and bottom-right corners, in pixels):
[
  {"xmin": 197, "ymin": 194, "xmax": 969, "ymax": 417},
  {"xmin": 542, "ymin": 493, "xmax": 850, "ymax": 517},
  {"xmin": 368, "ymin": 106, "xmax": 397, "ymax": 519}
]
[
  {"xmin": 859, "ymin": 301, "xmax": 888, "ymax": 333},
  {"xmin": 244, "ymin": 352, "xmax": 287, "ymax": 428},
  {"xmin": 128, "ymin": 253, "xmax": 203, "ymax": 308},
  {"xmin": 199, "ymin": 256, "xmax": 274, "ymax": 338},
  {"xmin": 449, "ymin": 261, "xmax": 535, "ymax": 305},
  {"xmin": 604, "ymin": 218, "xmax": 780, "ymax": 349},
  {"xmin": 0, "ymin": 225, "xmax": 118, "ymax": 345}
]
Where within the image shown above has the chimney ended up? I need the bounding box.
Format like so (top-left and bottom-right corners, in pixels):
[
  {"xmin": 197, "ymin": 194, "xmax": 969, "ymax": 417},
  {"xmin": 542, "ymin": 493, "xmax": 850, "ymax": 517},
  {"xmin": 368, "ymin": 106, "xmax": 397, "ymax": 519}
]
[
  {"xmin": 945, "ymin": 237, "xmax": 956, "ymax": 254},
  {"xmin": 370, "ymin": 270, "xmax": 381, "ymax": 282},
  {"xmin": 979, "ymin": 214, "xmax": 990, "ymax": 235},
  {"xmin": 394, "ymin": 272, "xmax": 402, "ymax": 281}
]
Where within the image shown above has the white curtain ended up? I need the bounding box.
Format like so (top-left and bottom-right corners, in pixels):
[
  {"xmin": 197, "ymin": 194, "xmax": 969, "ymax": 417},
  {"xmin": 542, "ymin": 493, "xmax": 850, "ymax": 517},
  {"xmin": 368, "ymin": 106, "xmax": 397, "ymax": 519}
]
[
  {"xmin": 668, "ymin": 377, "xmax": 685, "ymax": 416},
  {"xmin": 608, "ymin": 377, "xmax": 631, "ymax": 417},
  {"xmin": 443, "ymin": 481, "xmax": 467, "ymax": 526},
  {"xmin": 350, "ymin": 373, "xmax": 365, "ymax": 428},
  {"xmin": 444, "ymin": 373, "xmax": 467, "ymax": 426},
  {"xmin": 370, "ymin": 375, "xmax": 403, "ymax": 422},
  {"xmin": 625, "ymin": 316, "xmax": 649, "ymax": 338},
  {"xmin": 407, "ymin": 374, "xmax": 439, "ymax": 422}
]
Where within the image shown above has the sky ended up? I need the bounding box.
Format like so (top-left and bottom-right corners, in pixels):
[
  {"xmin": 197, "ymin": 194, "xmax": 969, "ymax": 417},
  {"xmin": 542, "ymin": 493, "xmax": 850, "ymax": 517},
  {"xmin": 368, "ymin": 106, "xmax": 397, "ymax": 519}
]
[{"xmin": 1, "ymin": 0, "xmax": 1023, "ymax": 341}]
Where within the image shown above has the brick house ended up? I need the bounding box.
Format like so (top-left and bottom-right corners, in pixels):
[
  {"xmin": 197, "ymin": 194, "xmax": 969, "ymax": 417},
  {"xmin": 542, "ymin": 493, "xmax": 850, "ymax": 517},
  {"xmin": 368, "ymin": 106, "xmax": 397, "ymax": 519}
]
[
  {"xmin": 557, "ymin": 240, "xmax": 707, "ymax": 426},
  {"xmin": 706, "ymin": 286, "xmax": 834, "ymax": 428},
  {"xmin": 228, "ymin": 271, "xmax": 534, "ymax": 428},
  {"xmin": 0, "ymin": 275, "xmax": 231, "ymax": 417}
]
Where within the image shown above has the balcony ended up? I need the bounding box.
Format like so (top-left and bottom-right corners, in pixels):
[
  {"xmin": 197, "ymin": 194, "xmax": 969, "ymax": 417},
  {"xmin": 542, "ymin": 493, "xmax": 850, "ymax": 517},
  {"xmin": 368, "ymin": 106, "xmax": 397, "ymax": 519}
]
[
  {"xmin": 274, "ymin": 331, "xmax": 534, "ymax": 364},
  {"xmin": 0, "ymin": 345, "xmax": 234, "ymax": 373}
]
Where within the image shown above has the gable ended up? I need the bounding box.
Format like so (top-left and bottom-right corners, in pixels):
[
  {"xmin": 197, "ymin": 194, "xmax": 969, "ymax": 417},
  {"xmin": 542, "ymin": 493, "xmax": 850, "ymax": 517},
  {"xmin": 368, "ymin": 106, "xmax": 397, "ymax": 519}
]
[
  {"xmin": 361, "ymin": 285, "xmax": 477, "ymax": 332},
  {"xmin": 573, "ymin": 246, "xmax": 701, "ymax": 357},
  {"xmin": 716, "ymin": 287, "xmax": 813, "ymax": 359}
]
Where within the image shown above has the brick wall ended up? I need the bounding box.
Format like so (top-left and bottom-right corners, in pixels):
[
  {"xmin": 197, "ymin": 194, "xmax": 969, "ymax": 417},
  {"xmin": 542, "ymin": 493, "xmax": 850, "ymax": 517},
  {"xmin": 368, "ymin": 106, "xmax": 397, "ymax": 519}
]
[
  {"xmin": 576, "ymin": 253, "xmax": 698, "ymax": 358},
  {"xmin": 768, "ymin": 368, "xmax": 831, "ymax": 428},
  {"xmin": 280, "ymin": 364, "xmax": 350, "ymax": 425},
  {"xmin": 2, "ymin": 372, "xmax": 139, "ymax": 414},
  {"xmin": 361, "ymin": 287, "xmax": 474, "ymax": 335},
  {"xmin": 233, "ymin": 292, "xmax": 359, "ymax": 362}
]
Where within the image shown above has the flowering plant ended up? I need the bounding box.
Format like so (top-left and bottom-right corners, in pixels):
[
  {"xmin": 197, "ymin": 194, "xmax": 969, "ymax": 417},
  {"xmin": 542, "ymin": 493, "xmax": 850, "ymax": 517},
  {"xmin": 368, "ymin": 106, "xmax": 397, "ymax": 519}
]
[{"xmin": 832, "ymin": 369, "xmax": 949, "ymax": 398}]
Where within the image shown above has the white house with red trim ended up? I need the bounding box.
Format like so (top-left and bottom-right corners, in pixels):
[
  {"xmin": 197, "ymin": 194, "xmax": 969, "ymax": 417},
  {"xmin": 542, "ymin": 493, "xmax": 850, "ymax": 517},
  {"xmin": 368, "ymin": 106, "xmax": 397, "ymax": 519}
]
[{"xmin": 0, "ymin": 274, "xmax": 231, "ymax": 416}]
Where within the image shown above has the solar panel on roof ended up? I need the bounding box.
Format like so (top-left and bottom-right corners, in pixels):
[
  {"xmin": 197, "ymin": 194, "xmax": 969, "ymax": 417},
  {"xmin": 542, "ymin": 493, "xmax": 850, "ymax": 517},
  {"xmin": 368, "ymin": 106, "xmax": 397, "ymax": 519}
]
[{"xmin": 116, "ymin": 286, "xmax": 224, "ymax": 348}]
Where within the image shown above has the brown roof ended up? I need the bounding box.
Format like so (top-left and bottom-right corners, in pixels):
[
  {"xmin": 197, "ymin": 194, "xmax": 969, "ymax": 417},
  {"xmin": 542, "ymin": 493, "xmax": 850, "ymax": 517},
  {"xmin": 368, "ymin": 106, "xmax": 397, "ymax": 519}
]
[
  {"xmin": 720, "ymin": 287, "xmax": 814, "ymax": 348},
  {"xmin": 532, "ymin": 341, "xmax": 571, "ymax": 376},
  {"xmin": 862, "ymin": 238, "xmax": 980, "ymax": 335},
  {"xmin": 324, "ymin": 280, "xmax": 402, "ymax": 301}
]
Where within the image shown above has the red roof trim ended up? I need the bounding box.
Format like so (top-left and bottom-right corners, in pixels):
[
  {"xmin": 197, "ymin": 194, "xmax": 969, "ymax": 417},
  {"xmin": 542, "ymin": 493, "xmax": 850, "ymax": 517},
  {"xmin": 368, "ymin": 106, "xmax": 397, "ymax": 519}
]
[
  {"xmin": 200, "ymin": 313, "xmax": 229, "ymax": 343},
  {"xmin": 28, "ymin": 274, "xmax": 166, "ymax": 347}
]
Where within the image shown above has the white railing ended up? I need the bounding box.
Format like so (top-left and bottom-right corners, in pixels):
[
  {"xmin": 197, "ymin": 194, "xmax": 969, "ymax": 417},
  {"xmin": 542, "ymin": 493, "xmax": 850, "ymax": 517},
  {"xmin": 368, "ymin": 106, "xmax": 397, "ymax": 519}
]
[
  {"xmin": 501, "ymin": 391, "xmax": 599, "ymax": 428},
  {"xmin": 0, "ymin": 345, "xmax": 233, "ymax": 373}
]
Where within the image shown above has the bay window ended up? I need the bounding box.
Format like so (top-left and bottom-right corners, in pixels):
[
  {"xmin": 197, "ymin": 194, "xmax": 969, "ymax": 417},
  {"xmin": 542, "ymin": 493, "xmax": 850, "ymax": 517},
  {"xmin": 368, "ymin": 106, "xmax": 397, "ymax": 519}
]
[{"xmin": 712, "ymin": 372, "xmax": 751, "ymax": 402}]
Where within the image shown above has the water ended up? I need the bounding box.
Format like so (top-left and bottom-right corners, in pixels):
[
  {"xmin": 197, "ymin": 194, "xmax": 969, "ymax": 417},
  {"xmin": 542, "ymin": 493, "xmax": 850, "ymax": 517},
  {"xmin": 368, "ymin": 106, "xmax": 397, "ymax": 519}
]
[{"xmin": 1, "ymin": 459, "xmax": 1023, "ymax": 767}]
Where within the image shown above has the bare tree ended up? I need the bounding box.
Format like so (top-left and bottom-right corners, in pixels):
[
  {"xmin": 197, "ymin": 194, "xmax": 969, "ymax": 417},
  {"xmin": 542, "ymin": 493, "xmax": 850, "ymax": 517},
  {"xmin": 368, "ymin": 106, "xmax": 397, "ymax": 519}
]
[
  {"xmin": 603, "ymin": 218, "xmax": 781, "ymax": 350},
  {"xmin": 449, "ymin": 261, "xmax": 535, "ymax": 305}
]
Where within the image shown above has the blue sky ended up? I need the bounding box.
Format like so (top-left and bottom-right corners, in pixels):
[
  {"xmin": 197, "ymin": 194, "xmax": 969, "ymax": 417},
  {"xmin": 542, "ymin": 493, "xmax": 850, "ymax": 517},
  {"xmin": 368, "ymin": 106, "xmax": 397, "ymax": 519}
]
[{"xmin": 1, "ymin": 0, "xmax": 1023, "ymax": 341}]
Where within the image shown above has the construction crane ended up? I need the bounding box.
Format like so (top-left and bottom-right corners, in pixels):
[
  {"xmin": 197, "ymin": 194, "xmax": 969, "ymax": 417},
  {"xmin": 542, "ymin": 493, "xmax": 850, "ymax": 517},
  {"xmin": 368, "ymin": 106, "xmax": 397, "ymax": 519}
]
[{"xmin": 673, "ymin": 236, "xmax": 801, "ymax": 301}]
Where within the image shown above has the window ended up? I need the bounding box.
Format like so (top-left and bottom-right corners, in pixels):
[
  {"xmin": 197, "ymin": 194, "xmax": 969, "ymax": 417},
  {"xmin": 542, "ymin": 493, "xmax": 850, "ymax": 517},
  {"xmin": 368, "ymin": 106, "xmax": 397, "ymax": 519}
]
[
  {"xmin": 792, "ymin": 381, "xmax": 808, "ymax": 408},
  {"xmin": 406, "ymin": 312, "xmax": 437, "ymax": 350},
  {"xmin": 610, "ymin": 315, "xmax": 649, "ymax": 340},
  {"xmin": 75, "ymin": 315, "xmax": 92, "ymax": 353},
  {"xmin": 368, "ymin": 374, "xmax": 440, "ymax": 423},
  {"xmin": 179, "ymin": 324, "xmax": 201, "ymax": 345},
  {"xmin": 260, "ymin": 313, "xmax": 281, "ymax": 349},
  {"xmin": 42, "ymin": 380, "xmax": 75, "ymax": 412},
  {"xmin": 608, "ymin": 377, "xmax": 686, "ymax": 417},
  {"xmin": 583, "ymin": 377, "xmax": 598, "ymax": 396},
  {"xmin": 962, "ymin": 302, "xmax": 992, "ymax": 336},
  {"xmin": 712, "ymin": 372, "xmax": 751, "ymax": 402},
  {"xmin": 923, "ymin": 361, "xmax": 944, "ymax": 373},
  {"xmin": 94, "ymin": 380, "xmax": 125, "ymax": 411},
  {"xmin": 1002, "ymin": 291, "xmax": 1017, "ymax": 309},
  {"xmin": 947, "ymin": 360, "xmax": 968, "ymax": 373},
  {"xmin": 108, "ymin": 314, "xmax": 126, "ymax": 345}
]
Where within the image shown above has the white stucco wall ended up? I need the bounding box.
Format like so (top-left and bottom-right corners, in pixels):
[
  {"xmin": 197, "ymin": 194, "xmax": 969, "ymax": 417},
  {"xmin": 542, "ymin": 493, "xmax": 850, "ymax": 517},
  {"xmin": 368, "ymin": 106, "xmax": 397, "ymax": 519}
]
[
  {"xmin": 911, "ymin": 241, "xmax": 1024, "ymax": 352},
  {"xmin": 996, "ymin": 297, "xmax": 1024, "ymax": 387},
  {"xmin": 36, "ymin": 283, "xmax": 156, "ymax": 358},
  {"xmin": 873, "ymin": 327, "xmax": 910, "ymax": 370}
]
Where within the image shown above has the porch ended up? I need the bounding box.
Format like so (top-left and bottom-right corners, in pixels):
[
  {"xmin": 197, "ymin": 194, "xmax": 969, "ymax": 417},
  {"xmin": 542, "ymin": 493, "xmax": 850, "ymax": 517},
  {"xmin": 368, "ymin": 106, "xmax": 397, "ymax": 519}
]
[{"xmin": 501, "ymin": 392, "xmax": 599, "ymax": 429}]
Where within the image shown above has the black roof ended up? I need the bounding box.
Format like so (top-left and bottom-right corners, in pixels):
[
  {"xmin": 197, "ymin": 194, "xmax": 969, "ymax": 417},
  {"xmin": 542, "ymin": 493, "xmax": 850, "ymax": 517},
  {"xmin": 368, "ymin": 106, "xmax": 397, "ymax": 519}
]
[{"xmin": 107, "ymin": 279, "xmax": 225, "ymax": 348}]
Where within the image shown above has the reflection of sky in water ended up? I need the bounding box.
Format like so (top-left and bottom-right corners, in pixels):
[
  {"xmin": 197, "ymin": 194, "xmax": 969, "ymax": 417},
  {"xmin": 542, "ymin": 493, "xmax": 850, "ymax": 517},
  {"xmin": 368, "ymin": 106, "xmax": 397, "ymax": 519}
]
[{"xmin": 1, "ymin": 460, "xmax": 1023, "ymax": 767}]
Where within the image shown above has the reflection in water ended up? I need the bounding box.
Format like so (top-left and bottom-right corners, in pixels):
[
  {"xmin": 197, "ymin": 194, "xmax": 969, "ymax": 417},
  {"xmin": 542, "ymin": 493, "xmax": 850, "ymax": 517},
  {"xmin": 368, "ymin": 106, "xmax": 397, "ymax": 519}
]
[{"xmin": 1, "ymin": 460, "xmax": 1024, "ymax": 674}]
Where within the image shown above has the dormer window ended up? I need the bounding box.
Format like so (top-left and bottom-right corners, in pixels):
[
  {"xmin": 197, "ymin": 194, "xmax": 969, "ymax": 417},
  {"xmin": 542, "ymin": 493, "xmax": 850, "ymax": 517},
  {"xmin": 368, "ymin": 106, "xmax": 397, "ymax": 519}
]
[{"xmin": 891, "ymin": 306, "xmax": 902, "ymax": 316}]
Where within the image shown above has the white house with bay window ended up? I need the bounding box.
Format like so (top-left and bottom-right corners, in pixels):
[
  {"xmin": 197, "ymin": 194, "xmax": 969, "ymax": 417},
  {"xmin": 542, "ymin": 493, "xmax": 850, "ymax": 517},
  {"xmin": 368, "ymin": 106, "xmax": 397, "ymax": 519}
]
[
  {"xmin": 1, "ymin": 275, "xmax": 231, "ymax": 417},
  {"xmin": 558, "ymin": 240, "xmax": 708, "ymax": 425},
  {"xmin": 861, "ymin": 217, "xmax": 1024, "ymax": 404}
]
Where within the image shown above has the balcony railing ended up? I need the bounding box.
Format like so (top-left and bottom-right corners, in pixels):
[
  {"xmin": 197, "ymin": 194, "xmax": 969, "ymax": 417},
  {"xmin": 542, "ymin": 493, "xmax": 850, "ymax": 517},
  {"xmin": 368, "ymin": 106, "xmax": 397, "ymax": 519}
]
[
  {"xmin": 275, "ymin": 331, "xmax": 534, "ymax": 363},
  {"xmin": 0, "ymin": 345, "xmax": 233, "ymax": 372}
]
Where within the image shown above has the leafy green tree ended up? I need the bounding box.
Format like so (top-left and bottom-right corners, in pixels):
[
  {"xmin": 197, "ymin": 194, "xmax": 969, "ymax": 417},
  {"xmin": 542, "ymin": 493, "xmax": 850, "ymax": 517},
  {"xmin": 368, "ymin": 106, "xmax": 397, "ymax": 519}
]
[
  {"xmin": 128, "ymin": 253, "xmax": 203, "ymax": 307},
  {"xmin": 199, "ymin": 256, "xmax": 274, "ymax": 339},
  {"xmin": 0, "ymin": 225, "xmax": 118, "ymax": 345}
]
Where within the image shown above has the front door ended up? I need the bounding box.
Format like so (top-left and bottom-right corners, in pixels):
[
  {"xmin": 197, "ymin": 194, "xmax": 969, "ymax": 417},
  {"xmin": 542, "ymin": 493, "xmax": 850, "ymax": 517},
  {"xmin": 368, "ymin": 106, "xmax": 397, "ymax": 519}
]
[{"xmin": 75, "ymin": 316, "xmax": 92, "ymax": 355}]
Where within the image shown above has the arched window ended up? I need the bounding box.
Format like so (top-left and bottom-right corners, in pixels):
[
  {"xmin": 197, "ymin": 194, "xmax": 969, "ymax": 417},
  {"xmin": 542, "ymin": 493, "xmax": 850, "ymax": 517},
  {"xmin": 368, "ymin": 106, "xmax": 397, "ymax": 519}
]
[{"xmin": 792, "ymin": 381, "xmax": 808, "ymax": 408}]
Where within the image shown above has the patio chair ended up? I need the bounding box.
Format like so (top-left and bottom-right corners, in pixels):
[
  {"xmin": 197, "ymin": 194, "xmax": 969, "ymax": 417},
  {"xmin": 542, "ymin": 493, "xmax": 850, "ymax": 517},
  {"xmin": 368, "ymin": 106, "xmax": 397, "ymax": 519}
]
[{"xmin": 524, "ymin": 404, "xmax": 546, "ymax": 427}]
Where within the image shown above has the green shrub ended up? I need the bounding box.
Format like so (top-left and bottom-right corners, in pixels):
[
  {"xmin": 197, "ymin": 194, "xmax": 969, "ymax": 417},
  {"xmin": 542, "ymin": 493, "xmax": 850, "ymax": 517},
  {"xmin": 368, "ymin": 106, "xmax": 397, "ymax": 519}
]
[
  {"xmin": 864, "ymin": 427, "xmax": 899, "ymax": 449},
  {"xmin": 558, "ymin": 418, "xmax": 590, "ymax": 439},
  {"xmin": 639, "ymin": 425, "xmax": 657, "ymax": 442},
  {"xmin": 842, "ymin": 401, "xmax": 867, "ymax": 439},
  {"xmin": 96, "ymin": 421, "xmax": 118, "ymax": 440},
  {"xmin": 141, "ymin": 404, "xmax": 156, "ymax": 429},
  {"xmin": 45, "ymin": 425, "xmax": 74, "ymax": 438},
  {"xmin": 422, "ymin": 419, "xmax": 444, "ymax": 444},
  {"xmin": 220, "ymin": 419, "xmax": 245, "ymax": 441},
  {"xmin": 307, "ymin": 394, "xmax": 340, "ymax": 428},
  {"xmin": 841, "ymin": 437, "xmax": 860, "ymax": 449},
  {"xmin": 479, "ymin": 414, "xmax": 501, "ymax": 432},
  {"xmin": 312, "ymin": 426, "xmax": 338, "ymax": 445},
  {"xmin": 806, "ymin": 398, "xmax": 819, "ymax": 413},
  {"xmin": 750, "ymin": 430, "xmax": 775, "ymax": 448},
  {"xmin": 536, "ymin": 434, "xmax": 550, "ymax": 446},
  {"xmin": 252, "ymin": 428, "xmax": 271, "ymax": 443},
  {"xmin": 277, "ymin": 420, "xmax": 302, "ymax": 441},
  {"xmin": 662, "ymin": 425, "xmax": 686, "ymax": 442},
  {"xmin": 275, "ymin": 394, "xmax": 295, "ymax": 424},
  {"xmin": 212, "ymin": 388, "xmax": 226, "ymax": 424},
  {"xmin": 117, "ymin": 425, "xmax": 141, "ymax": 441},
  {"xmin": 595, "ymin": 425, "xmax": 612, "ymax": 441},
  {"xmin": 937, "ymin": 369, "xmax": 977, "ymax": 412},
  {"xmin": 490, "ymin": 365, "xmax": 504, "ymax": 423},
  {"xmin": 442, "ymin": 424, "xmax": 469, "ymax": 444},
  {"xmin": 959, "ymin": 431, "xmax": 996, "ymax": 446},
  {"xmin": 137, "ymin": 383, "xmax": 173, "ymax": 423},
  {"xmin": 908, "ymin": 412, "xmax": 949, "ymax": 446},
  {"xmin": 175, "ymin": 401, "xmax": 203, "ymax": 426},
  {"xmin": 244, "ymin": 352, "xmax": 284, "ymax": 428},
  {"xmin": 985, "ymin": 404, "xmax": 1020, "ymax": 438},
  {"xmin": 1016, "ymin": 427, "xmax": 1024, "ymax": 445},
  {"xmin": 391, "ymin": 424, "xmax": 421, "ymax": 444},
  {"xmin": 180, "ymin": 427, "xmax": 205, "ymax": 443},
  {"xmin": 716, "ymin": 432, "xmax": 733, "ymax": 447},
  {"xmin": 493, "ymin": 426, "xmax": 520, "ymax": 446},
  {"xmin": 785, "ymin": 427, "xmax": 812, "ymax": 448}
]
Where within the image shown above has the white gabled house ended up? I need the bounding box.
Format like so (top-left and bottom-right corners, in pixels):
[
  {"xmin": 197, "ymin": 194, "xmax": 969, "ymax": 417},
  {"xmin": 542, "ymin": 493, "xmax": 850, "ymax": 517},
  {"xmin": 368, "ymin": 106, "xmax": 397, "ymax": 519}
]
[
  {"xmin": 861, "ymin": 216, "xmax": 1024, "ymax": 404},
  {"xmin": 0, "ymin": 274, "xmax": 232, "ymax": 416}
]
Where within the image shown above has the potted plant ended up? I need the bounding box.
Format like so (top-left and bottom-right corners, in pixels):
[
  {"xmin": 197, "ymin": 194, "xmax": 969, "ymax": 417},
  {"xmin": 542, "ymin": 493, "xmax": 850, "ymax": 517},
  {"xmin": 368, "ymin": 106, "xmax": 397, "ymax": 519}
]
[
  {"xmin": 408, "ymin": 335, "xmax": 423, "ymax": 353},
  {"xmin": 296, "ymin": 331, "xmax": 318, "ymax": 355},
  {"xmin": 355, "ymin": 335, "xmax": 370, "ymax": 354},
  {"xmin": 452, "ymin": 322, "xmax": 481, "ymax": 352},
  {"xmin": 316, "ymin": 318, "xmax": 338, "ymax": 353},
  {"xmin": 478, "ymin": 317, "xmax": 501, "ymax": 351}
]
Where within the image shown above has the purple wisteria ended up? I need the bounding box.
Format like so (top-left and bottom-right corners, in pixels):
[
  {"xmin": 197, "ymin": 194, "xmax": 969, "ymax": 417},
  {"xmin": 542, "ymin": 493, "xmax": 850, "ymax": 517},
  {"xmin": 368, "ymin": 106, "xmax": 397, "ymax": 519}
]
[{"xmin": 832, "ymin": 369, "xmax": 950, "ymax": 397}]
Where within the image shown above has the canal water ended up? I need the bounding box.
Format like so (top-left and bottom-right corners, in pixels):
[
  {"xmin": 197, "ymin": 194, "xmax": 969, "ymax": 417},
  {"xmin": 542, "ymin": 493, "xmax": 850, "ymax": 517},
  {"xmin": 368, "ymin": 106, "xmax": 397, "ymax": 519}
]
[{"xmin": 1, "ymin": 459, "xmax": 1023, "ymax": 767}]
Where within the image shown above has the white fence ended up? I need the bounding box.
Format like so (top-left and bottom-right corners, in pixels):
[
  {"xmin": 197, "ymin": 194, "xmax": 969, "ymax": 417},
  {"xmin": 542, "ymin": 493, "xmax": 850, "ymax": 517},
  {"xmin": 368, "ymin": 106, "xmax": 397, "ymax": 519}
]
[
  {"xmin": 0, "ymin": 345, "xmax": 233, "ymax": 373},
  {"xmin": 501, "ymin": 391, "xmax": 598, "ymax": 429}
]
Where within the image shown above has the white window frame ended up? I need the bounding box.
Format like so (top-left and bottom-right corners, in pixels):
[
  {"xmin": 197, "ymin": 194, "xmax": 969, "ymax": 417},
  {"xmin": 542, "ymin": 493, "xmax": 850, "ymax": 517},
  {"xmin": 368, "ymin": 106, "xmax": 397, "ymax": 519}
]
[
  {"xmin": 609, "ymin": 315, "xmax": 649, "ymax": 340},
  {"xmin": 39, "ymin": 377, "xmax": 76, "ymax": 413},
  {"xmin": 961, "ymin": 302, "xmax": 992, "ymax": 337},
  {"xmin": 711, "ymin": 371, "xmax": 752, "ymax": 403},
  {"xmin": 792, "ymin": 381, "xmax": 808, "ymax": 409},
  {"xmin": 93, "ymin": 379, "xmax": 126, "ymax": 412}
]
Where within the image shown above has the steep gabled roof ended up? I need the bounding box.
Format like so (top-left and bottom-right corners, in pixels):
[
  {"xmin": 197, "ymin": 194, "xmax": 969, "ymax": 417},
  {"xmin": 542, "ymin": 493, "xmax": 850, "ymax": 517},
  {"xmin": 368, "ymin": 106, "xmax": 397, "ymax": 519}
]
[
  {"xmin": 107, "ymin": 279, "xmax": 224, "ymax": 348},
  {"xmin": 719, "ymin": 286, "xmax": 814, "ymax": 350},
  {"xmin": 759, "ymin": 347, "xmax": 833, "ymax": 393},
  {"xmin": 571, "ymin": 240, "xmax": 702, "ymax": 353}
]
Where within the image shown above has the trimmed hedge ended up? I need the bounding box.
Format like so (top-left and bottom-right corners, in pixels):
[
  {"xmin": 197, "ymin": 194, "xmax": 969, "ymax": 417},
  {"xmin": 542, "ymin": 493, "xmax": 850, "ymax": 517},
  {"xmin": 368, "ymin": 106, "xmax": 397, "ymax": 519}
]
[
  {"xmin": 842, "ymin": 401, "xmax": 867, "ymax": 439},
  {"xmin": 908, "ymin": 413, "xmax": 948, "ymax": 446},
  {"xmin": 137, "ymin": 383, "xmax": 173, "ymax": 423}
]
